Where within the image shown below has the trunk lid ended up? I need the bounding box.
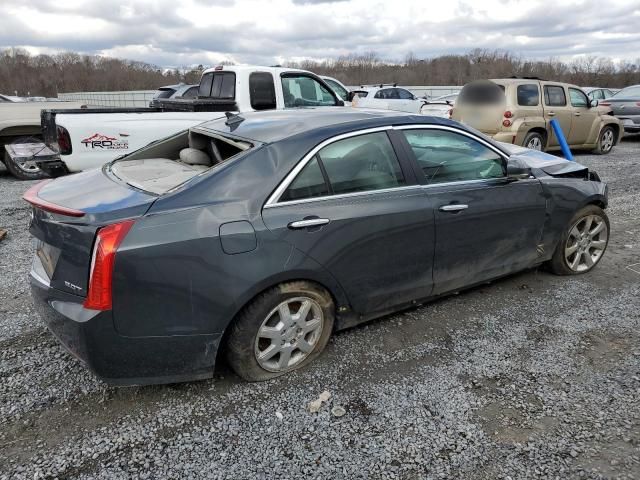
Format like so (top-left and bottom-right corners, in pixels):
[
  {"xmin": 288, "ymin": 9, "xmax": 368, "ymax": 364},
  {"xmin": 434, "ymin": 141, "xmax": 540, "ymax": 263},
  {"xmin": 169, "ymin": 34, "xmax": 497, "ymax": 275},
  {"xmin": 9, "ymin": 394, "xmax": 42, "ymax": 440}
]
[{"xmin": 25, "ymin": 168, "xmax": 156, "ymax": 297}]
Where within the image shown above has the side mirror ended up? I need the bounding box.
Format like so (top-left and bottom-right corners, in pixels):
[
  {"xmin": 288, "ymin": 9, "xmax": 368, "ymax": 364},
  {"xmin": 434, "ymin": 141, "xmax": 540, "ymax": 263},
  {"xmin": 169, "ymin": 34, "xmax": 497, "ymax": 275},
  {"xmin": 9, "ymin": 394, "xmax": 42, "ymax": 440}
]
[
  {"xmin": 506, "ymin": 159, "xmax": 531, "ymax": 180},
  {"xmin": 590, "ymin": 99, "xmax": 599, "ymax": 108},
  {"xmin": 347, "ymin": 91, "xmax": 355, "ymax": 102}
]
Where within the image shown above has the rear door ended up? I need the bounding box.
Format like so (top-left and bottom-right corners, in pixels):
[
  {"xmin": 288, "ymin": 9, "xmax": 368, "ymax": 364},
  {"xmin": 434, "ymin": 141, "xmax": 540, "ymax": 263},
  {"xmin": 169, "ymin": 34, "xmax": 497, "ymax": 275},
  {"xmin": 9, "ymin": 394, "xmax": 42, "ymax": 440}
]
[
  {"xmin": 262, "ymin": 128, "xmax": 435, "ymax": 315},
  {"xmin": 568, "ymin": 88, "xmax": 596, "ymax": 145},
  {"xmin": 396, "ymin": 125, "xmax": 546, "ymax": 294},
  {"xmin": 542, "ymin": 83, "xmax": 572, "ymax": 146}
]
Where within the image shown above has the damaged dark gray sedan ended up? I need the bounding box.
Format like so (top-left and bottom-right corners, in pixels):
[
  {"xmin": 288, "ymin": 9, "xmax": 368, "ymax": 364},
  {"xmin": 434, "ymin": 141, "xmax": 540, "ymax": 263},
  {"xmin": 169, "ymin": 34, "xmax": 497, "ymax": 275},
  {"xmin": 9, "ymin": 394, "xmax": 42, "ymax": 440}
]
[{"xmin": 24, "ymin": 108, "xmax": 609, "ymax": 385}]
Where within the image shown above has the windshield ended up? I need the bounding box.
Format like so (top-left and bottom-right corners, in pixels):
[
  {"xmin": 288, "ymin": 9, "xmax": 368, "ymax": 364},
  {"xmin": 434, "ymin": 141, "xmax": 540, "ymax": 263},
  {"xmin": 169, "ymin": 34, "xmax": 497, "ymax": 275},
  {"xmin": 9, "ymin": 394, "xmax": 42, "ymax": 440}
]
[{"xmin": 324, "ymin": 79, "xmax": 349, "ymax": 101}]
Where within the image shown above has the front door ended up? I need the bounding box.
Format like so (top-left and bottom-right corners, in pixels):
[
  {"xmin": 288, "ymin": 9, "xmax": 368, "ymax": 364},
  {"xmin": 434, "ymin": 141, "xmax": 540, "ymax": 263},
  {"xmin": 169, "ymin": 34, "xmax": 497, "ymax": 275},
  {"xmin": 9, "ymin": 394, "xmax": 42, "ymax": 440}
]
[
  {"xmin": 262, "ymin": 129, "xmax": 435, "ymax": 315},
  {"xmin": 542, "ymin": 83, "xmax": 573, "ymax": 147},
  {"xmin": 568, "ymin": 87, "xmax": 597, "ymax": 145},
  {"xmin": 397, "ymin": 126, "xmax": 547, "ymax": 295}
]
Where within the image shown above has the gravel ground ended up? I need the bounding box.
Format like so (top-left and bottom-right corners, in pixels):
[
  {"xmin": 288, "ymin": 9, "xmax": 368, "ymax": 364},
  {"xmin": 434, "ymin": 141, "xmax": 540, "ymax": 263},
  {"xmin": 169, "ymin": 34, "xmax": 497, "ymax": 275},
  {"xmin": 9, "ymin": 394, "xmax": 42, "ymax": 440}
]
[{"xmin": 1, "ymin": 137, "xmax": 639, "ymax": 479}]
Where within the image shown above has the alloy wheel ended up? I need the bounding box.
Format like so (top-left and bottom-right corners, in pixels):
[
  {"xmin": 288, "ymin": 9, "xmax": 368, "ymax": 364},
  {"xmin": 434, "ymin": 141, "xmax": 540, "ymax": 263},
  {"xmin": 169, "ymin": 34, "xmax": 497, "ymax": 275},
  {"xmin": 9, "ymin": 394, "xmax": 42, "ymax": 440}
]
[
  {"xmin": 601, "ymin": 129, "xmax": 614, "ymax": 153},
  {"xmin": 564, "ymin": 214, "xmax": 608, "ymax": 272},
  {"xmin": 527, "ymin": 137, "xmax": 542, "ymax": 150},
  {"xmin": 254, "ymin": 297, "xmax": 324, "ymax": 372}
]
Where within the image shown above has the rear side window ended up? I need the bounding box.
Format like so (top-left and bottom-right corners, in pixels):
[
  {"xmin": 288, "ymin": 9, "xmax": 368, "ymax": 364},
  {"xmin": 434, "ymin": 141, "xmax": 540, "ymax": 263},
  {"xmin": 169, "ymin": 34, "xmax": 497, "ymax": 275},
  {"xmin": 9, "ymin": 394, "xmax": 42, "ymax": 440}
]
[
  {"xmin": 155, "ymin": 88, "xmax": 176, "ymax": 99},
  {"xmin": 569, "ymin": 88, "xmax": 589, "ymax": 108},
  {"xmin": 517, "ymin": 84, "xmax": 539, "ymax": 106},
  {"xmin": 180, "ymin": 86, "xmax": 198, "ymax": 99},
  {"xmin": 544, "ymin": 85, "xmax": 566, "ymax": 106},
  {"xmin": 458, "ymin": 81, "xmax": 505, "ymax": 105},
  {"xmin": 280, "ymin": 131, "xmax": 405, "ymax": 201},
  {"xmin": 280, "ymin": 157, "xmax": 329, "ymax": 202},
  {"xmin": 249, "ymin": 72, "xmax": 276, "ymax": 110},
  {"xmin": 402, "ymin": 129, "xmax": 505, "ymax": 184},
  {"xmin": 199, "ymin": 72, "xmax": 236, "ymax": 99}
]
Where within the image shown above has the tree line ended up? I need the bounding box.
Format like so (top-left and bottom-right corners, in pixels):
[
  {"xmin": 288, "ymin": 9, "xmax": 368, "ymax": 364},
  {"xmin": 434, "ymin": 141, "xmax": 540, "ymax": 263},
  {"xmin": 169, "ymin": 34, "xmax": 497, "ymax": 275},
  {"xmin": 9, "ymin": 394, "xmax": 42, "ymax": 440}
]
[{"xmin": 1, "ymin": 48, "xmax": 639, "ymax": 97}]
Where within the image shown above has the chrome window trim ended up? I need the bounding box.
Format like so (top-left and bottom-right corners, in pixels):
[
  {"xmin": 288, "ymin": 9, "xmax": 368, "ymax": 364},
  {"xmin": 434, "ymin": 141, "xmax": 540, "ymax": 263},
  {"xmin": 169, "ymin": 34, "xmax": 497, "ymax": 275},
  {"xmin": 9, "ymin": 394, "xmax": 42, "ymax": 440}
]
[
  {"xmin": 264, "ymin": 126, "xmax": 393, "ymax": 206},
  {"xmin": 392, "ymin": 124, "xmax": 509, "ymax": 162},
  {"xmin": 264, "ymin": 184, "xmax": 422, "ymax": 209}
]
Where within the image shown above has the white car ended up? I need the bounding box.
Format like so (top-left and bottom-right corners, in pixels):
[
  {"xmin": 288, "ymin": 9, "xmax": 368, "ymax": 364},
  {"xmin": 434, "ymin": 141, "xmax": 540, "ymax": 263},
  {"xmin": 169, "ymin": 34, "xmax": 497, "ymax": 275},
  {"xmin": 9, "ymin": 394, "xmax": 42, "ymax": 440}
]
[
  {"xmin": 351, "ymin": 84, "xmax": 427, "ymax": 114},
  {"xmin": 420, "ymin": 92, "xmax": 459, "ymax": 118}
]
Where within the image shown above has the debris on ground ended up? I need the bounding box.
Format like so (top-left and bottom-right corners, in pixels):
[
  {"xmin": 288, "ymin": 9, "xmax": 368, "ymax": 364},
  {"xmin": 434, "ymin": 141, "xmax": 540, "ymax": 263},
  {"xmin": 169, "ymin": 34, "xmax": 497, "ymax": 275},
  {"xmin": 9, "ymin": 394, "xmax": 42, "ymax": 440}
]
[
  {"xmin": 331, "ymin": 405, "xmax": 346, "ymax": 417},
  {"xmin": 0, "ymin": 229, "xmax": 6, "ymax": 242},
  {"xmin": 307, "ymin": 390, "xmax": 331, "ymax": 413}
]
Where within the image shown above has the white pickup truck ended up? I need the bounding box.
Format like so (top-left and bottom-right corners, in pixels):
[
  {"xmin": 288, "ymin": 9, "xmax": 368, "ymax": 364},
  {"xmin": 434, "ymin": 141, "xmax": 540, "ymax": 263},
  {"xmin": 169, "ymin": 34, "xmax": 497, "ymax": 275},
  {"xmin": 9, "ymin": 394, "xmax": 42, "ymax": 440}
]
[{"xmin": 9, "ymin": 65, "xmax": 343, "ymax": 178}]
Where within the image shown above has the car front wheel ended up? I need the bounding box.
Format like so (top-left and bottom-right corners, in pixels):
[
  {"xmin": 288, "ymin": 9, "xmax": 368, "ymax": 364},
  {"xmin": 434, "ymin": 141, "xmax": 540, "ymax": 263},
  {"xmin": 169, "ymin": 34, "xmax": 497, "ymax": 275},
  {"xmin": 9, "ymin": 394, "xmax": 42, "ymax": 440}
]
[
  {"xmin": 548, "ymin": 205, "xmax": 609, "ymax": 275},
  {"xmin": 226, "ymin": 281, "xmax": 334, "ymax": 381}
]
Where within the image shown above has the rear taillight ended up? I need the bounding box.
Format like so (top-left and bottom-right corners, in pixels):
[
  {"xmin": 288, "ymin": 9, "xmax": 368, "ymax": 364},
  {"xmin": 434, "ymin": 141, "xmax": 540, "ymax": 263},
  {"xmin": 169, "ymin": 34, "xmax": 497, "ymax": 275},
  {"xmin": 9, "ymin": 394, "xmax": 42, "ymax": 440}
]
[
  {"xmin": 504, "ymin": 111, "xmax": 513, "ymax": 118},
  {"xmin": 503, "ymin": 119, "xmax": 512, "ymax": 127},
  {"xmin": 23, "ymin": 180, "xmax": 85, "ymax": 217},
  {"xmin": 57, "ymin": 126, "xmax": 72, "ymax": 155},
  {"xmin": 84, "ymin": 220, "xmax": 135, "ymax": 311},
  {"xmin": 636, "ymin": 102, "xmax": 640, "ymax": 107},
  {"xmin": 599, "ymin": 101, "xmax": 611, "ymax": 107}
]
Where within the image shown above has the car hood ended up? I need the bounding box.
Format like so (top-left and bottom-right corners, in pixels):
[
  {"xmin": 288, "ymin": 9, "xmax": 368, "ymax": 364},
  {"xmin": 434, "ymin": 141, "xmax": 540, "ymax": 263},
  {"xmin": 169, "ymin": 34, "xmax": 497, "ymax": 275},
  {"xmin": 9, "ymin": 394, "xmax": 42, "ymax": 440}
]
[{"xmin": 498, "ymin": 142, "xmax": 589, "ymax": 176}]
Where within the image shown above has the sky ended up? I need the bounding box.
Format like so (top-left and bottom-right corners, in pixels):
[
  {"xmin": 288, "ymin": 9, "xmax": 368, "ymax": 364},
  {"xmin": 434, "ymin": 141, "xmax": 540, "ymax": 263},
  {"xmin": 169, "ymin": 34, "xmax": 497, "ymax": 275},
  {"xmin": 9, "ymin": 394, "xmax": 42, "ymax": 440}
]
[{"xmin": 1, "ymin": 0, "xmax": 639, "ymax": 67}]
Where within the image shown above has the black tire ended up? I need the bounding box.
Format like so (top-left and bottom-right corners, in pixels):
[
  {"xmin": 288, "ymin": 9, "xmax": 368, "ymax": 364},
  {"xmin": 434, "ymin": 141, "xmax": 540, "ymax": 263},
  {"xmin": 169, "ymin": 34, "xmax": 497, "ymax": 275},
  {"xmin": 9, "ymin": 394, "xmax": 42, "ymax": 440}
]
[
  {"xmin": 593, "ymin": 126, "xmax": 615, "ymax": 155},
  {"xmin": 523, "ymin": 131, "xmax": 545, "ymax": 151},
  {"xmin": 548, "ymin": 205, "xmax": 610, "ymax": 275},
  {"xmin": 225, "ymin": 281, "xmax": 335, "ymax": 381},
  {"xmin": 4, "ymin": 136, "xmax": 49, "ymax": 180}
]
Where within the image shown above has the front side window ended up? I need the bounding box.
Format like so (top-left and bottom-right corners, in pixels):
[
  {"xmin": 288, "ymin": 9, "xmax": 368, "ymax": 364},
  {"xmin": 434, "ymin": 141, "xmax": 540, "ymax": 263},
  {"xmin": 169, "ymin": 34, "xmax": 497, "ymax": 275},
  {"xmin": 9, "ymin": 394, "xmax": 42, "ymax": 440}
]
[
  {"xmin": 402, "ymin": 129, "xmax": 505, "ymax": 184},
  {"xmin": 180, "ymin": 86, "xmax": 198, "ymax": 99},
  {"xmin": 569, "ymin": 88, "xmax": 589, "ymax": 108},
  {"xmin": 249, "ymin": 72, "xmax": 276, "ymax": 110},
  {"xmin": 396, "ymin": 88, "xmax": 414, "ymax": 100},
  {"xmin": 544, "ymin": 85, "xmax": 567, "ymax": 106},
  {"xmin": 281, "ymin": 74, "xmax": 337, "ymax": 108},
  {"xmin": 280, "ymin": 131, "xmax": 405, "ymax": 201},
  {"xmin": 517, "ymin": 84, "xmax": 539, "ymax": 106}
]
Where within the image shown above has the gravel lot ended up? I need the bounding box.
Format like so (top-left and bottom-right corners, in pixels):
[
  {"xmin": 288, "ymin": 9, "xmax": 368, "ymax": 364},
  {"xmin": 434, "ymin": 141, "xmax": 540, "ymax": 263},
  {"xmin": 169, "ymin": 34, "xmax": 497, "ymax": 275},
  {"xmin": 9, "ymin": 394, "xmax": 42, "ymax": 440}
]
[{"xmin": 1, "ymin": 137, "xmax": 639, "ymax": 479}]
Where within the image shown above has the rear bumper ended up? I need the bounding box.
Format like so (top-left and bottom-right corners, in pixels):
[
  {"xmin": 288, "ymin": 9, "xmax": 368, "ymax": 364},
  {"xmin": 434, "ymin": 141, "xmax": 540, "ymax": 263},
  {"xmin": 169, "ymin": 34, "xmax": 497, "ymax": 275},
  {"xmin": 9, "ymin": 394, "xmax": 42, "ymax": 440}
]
[
  {"xmin": 30, "ymin": 273, "xmax": 220, "ymax": 386},
  {"xmin": 619, "ymin": 116, "xmax": 640, "ymax": 133}
]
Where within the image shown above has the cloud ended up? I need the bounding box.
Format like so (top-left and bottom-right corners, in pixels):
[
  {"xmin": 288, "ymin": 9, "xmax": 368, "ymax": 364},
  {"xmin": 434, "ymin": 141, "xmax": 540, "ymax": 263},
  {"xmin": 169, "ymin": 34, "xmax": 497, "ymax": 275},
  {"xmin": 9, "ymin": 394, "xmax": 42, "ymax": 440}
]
[{"xmin": 0, "ymin": 0, "xmax": 638, "ymax": 68}]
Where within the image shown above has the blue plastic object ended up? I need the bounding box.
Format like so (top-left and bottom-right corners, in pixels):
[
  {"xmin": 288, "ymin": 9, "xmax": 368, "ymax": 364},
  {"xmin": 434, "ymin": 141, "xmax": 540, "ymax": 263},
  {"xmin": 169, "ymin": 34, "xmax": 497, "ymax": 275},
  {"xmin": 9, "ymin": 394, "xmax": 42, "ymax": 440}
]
[{"xmin": 549, "ymin": 118, "xmax": 574, "ymax": 161}]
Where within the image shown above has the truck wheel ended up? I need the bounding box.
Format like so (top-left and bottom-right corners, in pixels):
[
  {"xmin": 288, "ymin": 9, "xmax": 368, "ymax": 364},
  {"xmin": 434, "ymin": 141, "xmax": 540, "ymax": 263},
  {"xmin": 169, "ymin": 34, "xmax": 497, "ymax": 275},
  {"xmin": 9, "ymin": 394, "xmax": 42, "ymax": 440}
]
[
  {"xmin": 4, "ymin": 137, "xmax": 49, "ymax": 180},
  {"xmin": 523, "ymin": 131, "xmax": 544, "ymax": 151},
  {"xmin": 225, "ymin": 281, "xmax": 334, "ymax": 381},
  {"xmin": 593, "ymin": 126, "xmax": 615, "ymax": 155}
]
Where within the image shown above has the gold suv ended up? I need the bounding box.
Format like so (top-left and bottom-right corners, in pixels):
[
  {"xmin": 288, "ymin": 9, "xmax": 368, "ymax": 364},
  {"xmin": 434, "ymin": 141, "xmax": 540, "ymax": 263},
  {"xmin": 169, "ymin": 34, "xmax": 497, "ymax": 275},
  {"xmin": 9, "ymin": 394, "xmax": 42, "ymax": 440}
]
[{"xmin": 451, "ymin": 78, "xmax": 622, "ymax": 154}]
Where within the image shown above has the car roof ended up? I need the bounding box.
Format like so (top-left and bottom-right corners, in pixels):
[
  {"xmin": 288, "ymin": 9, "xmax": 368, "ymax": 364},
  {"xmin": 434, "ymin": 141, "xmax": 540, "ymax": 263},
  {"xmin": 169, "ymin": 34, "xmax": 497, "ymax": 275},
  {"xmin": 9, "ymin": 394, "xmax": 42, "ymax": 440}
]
[
  {"xmin": 196, "ymin": 107, "xmax": 458, "ymax": 144},
  {"xmin": 201, "ymin": 65, "xmax": 308, "ymax": 76},
  {"xmin": 490, "ymin": 78, "xmax": 583, "ymax": 90}
]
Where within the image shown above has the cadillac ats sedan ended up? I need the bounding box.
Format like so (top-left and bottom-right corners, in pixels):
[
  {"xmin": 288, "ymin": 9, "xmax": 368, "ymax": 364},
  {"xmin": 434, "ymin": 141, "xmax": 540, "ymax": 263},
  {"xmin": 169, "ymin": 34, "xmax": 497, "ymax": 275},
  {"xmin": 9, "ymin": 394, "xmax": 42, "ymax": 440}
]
[{"xmin": 24, "ymin": 108, "xmax": 609, "ymax": 384}]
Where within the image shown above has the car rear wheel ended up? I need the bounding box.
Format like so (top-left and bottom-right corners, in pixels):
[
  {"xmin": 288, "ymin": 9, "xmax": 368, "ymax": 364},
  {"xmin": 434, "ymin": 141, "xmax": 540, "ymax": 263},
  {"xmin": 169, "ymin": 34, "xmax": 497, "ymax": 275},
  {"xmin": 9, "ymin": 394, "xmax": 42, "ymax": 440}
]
[
  {"xmin": 548, "ymin": 205, "xmax": 609, "ymax": 275},
  {"xmin": 523, "ymin": 131, "xmax": 544, "ymax": 151},
  {"xmin": 225, "ymin": 281, "xmax": 334, "ymax": 381},
  {"xmin": 594, "ymin": 126, "xmax": 615, "ymax": 155},
  {"xmin": 3, "ymin": 136, "xmax": 49, "ymax": 180}
]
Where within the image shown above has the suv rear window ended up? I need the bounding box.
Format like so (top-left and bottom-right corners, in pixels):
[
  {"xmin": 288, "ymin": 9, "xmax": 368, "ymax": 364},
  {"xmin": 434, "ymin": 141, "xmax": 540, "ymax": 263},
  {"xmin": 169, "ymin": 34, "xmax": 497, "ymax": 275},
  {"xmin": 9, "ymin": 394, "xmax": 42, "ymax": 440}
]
[
  {"xmin": 544, "ymin": 85, "xmax": 566, "ymax": 106},
  {"xmin": 458, "ymin": 81, "xmax": 505, "ymax": 105},
  {"xmin": 517, "ymin": 84, "xmax": 539, "ymax": 106},
  {"xmin": 198, "ymin": 72, "xmax": 236, "ymax": 99}
]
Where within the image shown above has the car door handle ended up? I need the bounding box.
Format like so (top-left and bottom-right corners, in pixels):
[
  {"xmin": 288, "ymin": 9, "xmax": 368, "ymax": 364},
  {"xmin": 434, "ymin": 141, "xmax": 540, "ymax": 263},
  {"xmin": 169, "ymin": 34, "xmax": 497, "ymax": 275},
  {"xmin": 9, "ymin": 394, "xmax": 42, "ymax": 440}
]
[
  {"xmin": 288, "ymin": 218, "xmax": 330, "ymax": 229},
  {"xmin": 547, "ymin": 112, "xmax": 556, "ymax": 116},
  {"xmin": 439, "ymin": 204, "xmax": 468, "ymax": 212},
  {"xmin": 574, "ymin": 112, "xmax": 581, "ymax": 116}
]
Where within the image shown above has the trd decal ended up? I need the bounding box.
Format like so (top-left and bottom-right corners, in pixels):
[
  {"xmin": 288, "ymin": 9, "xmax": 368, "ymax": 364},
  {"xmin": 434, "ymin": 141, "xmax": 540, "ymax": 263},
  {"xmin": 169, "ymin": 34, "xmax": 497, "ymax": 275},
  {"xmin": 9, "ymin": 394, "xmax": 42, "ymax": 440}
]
[{"xmin": 80, "ymin": 133, "xmax": 129, "ymax": 150}]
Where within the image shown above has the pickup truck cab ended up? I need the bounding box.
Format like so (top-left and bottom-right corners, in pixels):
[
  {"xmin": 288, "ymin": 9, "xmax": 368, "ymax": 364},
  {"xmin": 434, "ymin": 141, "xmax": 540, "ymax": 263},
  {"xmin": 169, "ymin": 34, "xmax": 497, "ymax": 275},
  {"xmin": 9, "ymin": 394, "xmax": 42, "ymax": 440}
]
[{"xmin": 12, "ymin": 66, "xmax": 342, "ymax": 178}]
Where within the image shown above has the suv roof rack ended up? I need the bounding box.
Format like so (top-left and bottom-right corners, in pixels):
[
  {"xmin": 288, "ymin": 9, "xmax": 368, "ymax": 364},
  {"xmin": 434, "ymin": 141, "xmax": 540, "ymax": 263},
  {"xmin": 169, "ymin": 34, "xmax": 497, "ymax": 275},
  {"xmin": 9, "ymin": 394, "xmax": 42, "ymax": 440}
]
[
  {"xmin": 509, "ymin": 76, "xmax": 546, "ymax": 81},
  {"xmin": 359, "ymin": 83, "xmax": 398, "ymax": 88}
]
